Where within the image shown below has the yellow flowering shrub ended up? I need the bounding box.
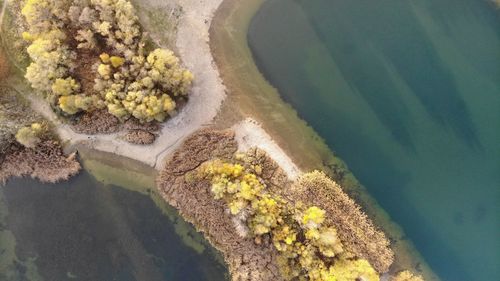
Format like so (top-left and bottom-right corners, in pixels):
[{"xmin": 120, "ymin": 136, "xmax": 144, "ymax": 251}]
[
  {"xmin": 97, "ymin": 64, "xmax": 112, "ymax": 79},
  {"xmin": 109, "ymin": 56, "xmax": 125, "ymax": 68},
  {"xmin": 329, "ymin": 259, "xmax": 379, "ymax": 281},
  {"xmin": 59, "ymin": 95, "xmax": 92, "ymax": 114},
  {"xmin": 303, "ymin": 206, "xmax": 326, "ymax": 227},
  {"xmin": 392, "ymin": 270, "xmax": 424, "ymax": 281},
  {"xmin": 51, "ymin": 78, "xmax": 80, "ymax": 96}
]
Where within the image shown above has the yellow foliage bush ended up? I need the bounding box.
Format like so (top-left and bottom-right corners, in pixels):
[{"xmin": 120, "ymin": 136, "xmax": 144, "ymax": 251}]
[
  {"xmin": 15, "ymin": 123, "xmax": 45, "ymax": 148},
  {"xmin": 303, "ymin": 206, "xmax": 326, "ymax": 227},
  {"xmin": 110, "ymin": 56, "xmax": 125, "ymax": 68},
  {"xmin": 97, "ymin": 64, "xmax": 111, "ymax": 79},
  {"xmin": 392, "ymin": 270, "xmax": 424, "ymax": 281},
  {"xmin": 51, "ymin": 78, "xmax": 80, "ymax": 96},
  {"xmin": 59, "ymin": 95, "xmax": 92, "ymax": 114},
  {"xmin": 329, "ymin": 259, "xmax": 379, "ymax": 281},
  {"xmin": 100, "ymin": 53, "xmax": 110, "ymax": 63},
  {"xmin": 294, "ymin": 171, "xmax": 394, "ymax": 273}
]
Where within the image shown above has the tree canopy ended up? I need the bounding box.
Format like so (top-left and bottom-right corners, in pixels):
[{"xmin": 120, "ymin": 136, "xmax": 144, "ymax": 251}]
[{"xmin": 21, "ymin": 0, "xmax": 193, "ymax": 123}]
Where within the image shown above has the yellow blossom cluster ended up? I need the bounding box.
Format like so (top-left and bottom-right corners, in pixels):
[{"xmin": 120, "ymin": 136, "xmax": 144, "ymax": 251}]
[
  {"xmin": 328, "ymin": 259, "xmax": 379, "ymax": 281},
  {"xmin": 199, "ymin": 159, "xmax": 379, "ymax": 281},
  {"xmin": 59, "ymin": 95, "xmax": 94, "ymax": 115},
  {"xmin": 51, "ymin": 78, "xmax": 80, "ymax": 97}
]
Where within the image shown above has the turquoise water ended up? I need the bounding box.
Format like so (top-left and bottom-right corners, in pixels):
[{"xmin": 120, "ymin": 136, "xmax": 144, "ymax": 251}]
[
  {"xmin": 248, "ymin": 0, "xmax": 500, "ymax": 280},
  {"xmin": 0, "ymin": 171, "xmax": 228, "ymax": 281}
]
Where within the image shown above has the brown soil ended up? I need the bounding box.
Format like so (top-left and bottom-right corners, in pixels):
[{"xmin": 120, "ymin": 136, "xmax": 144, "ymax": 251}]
[
  {"xmin": 72, "ymin": 109, "xmax": 121, "ymax": 134},
  {"xmin": 157, "ymin": 129, "xmax": 284, "ymax": 281},
  {"xmin": 74, "ymin": 49, "xmax": 99, "ymax": 95},
  {"xmin": 0, "ymin": 50, "xmax": 8, "ymax": 81},
  {"xmin": 0, "ymin": 141, "xmax": 81, "ymax": 184},
  {"xmin": 66, "ymin": 28, "xmax": 108, "ymax": 96}
]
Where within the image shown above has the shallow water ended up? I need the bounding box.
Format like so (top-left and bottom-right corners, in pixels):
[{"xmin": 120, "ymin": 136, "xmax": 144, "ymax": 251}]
[
  {"xmin": 0, "ymin": 171, "xmax": 228, "ymax": 281},
  {"xmin": 248, "ymin": 0, "xmax": 500, "ymax": 280}
]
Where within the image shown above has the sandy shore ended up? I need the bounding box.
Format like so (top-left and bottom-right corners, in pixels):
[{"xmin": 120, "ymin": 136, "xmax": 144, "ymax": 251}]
[{"xmin": 234, "ymin": 118, "xmax": 300, "ymax": 180}]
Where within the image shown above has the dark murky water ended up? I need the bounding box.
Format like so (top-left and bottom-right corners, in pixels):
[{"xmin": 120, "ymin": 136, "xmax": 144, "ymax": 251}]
[{"xmin": 0, "ymin": 171, "xmax": 228, "ymax": 281}]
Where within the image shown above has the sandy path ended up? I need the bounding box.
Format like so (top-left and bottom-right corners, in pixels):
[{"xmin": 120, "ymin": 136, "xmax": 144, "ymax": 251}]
[
  {"xmin": 233, "ymin": 118, "xmax": 301, "ymax": 180},
  {"xmin": 21, "ymin": 0, "xmax": 301, "ymax": 180}
]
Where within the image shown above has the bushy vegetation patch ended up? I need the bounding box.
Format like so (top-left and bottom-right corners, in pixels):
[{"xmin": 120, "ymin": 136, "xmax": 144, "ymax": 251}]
[
  {"xmin": 0, "ymin": 86, "xmax": 41, "ymax": 161},
  {"xmin": 158, "ymin": 128, "xmax": 425, "ymax": 281},
  {"xmin": 21, "ymin": 0, "xmax": 193, "ymax": 123},
  {"xmin": 199, "ymin": 158, "xmax": 379, "ymax": 281}
]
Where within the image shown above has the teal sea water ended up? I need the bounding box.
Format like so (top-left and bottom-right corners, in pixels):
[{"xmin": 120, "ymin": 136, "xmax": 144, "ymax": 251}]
[
  {"xmin": 0, "ymin": 171, "xmax": 228, "ymax": 281},
  {"xmin": 248, "ymin": 0, "xmax": 500, "ymax": 280}
]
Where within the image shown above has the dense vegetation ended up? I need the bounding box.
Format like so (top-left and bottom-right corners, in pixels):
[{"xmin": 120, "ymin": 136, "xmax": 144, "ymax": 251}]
[
  {"xmin": 292, "ymin": 171, "xmax": 394, "ymax": 272},
  {"xmin": 0, "ymin": 84, "xmax": 80, "ymax": 184},
  {"xmin": 21, "ymin": 0, "xmax": 193, "ymax": 123},
  {"xmin": 198, "ymin": 155, "xmax": 426, "ymax": 280},
  {"xmin": 199, "ymin": 158, "xmax": 380, "ymax": 281}
]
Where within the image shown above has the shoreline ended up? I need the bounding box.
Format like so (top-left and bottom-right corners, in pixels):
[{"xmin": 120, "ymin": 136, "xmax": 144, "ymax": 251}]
[
  {"xmin": 233, "ymin": 118, "xmax": 300, "ymax": 180},
  {"xmin": 0, "ymin": 146, "xmax": 229, "ymax": 280},
  {"xmin": 209, "ymin": 0, "xmax": 440, "ymax": 280},
  {"xmin": 76, "ymin": 146, "xmax": 227, "ymax": 263}
]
